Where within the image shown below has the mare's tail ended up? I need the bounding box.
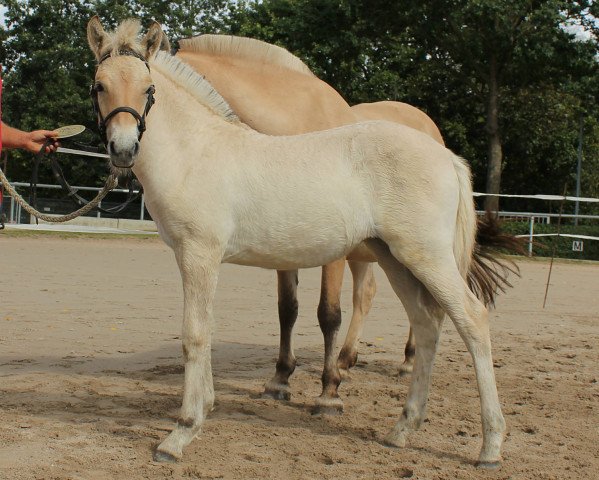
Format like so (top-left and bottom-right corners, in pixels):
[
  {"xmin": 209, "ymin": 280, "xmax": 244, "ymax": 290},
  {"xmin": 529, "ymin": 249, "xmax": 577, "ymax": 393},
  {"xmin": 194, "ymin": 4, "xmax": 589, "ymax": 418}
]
[{"xmin": 451, "ymin": 155, "xmax": 526, "ymax": 307}]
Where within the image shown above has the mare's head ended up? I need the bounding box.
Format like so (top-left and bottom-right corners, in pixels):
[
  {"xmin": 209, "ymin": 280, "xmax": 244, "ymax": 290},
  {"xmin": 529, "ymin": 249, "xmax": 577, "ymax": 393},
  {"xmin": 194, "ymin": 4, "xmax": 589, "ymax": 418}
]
[{"xmin": 87, "ymin": 17, "xmax": 169, "ymax": 168}]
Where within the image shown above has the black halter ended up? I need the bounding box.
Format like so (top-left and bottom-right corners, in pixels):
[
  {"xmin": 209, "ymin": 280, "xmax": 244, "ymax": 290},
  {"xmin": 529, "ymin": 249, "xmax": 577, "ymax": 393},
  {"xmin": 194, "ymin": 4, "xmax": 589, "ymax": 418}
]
[{"xmin": 90, "ymin": 50, "xmax": 156, "ymax": 146}]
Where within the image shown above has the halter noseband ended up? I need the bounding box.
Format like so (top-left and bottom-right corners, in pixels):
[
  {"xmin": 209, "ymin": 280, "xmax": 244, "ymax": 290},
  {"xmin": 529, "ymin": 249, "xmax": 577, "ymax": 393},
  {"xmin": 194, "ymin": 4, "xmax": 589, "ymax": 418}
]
[{"xmin": 90, "ymin": 50, "xmax": 156, "ymax": 146}]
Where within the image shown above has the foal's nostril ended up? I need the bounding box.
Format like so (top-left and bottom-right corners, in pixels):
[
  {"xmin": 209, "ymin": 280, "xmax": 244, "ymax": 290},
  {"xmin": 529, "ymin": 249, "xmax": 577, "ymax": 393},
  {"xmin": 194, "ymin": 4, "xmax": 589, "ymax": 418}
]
[
  {"xmin": 133, "ymin": 142, "xmax": 140, "ymax": 155},
  {"xmin": 109, "ymin": 141, "xmax": 116, "ymax": 154}
]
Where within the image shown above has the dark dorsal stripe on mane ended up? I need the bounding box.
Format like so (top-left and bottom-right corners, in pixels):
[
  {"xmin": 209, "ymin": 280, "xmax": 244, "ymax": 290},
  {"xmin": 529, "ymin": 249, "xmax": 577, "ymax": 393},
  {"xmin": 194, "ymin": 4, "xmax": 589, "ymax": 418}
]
[
  {"xmin": 177, "ymin": 34, "xmax": 315, "ymax": 77},
  {"xmin": 151, "ymin": 51, "xmax": 239, "ymax": 122}
]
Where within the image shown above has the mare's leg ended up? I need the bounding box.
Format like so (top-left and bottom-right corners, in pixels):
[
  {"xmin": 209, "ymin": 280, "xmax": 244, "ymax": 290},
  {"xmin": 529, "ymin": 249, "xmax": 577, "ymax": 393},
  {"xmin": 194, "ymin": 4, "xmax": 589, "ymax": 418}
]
[
  {"xmin": 313, "ymin": 258, "xmax": 346, "ymax": 414},
  {"xmin": 373, "ymin": 239, "xmax": 505, "ymax": 466},
  {"xmin": 337, "ymin": 261, "xmax": 376, "ymax": 376},
  {"xmin": 263, "ymin": 270, "xmax": 299, "ymax": 400},
  {"xmin": 398, "ymin": 327, "xmax": 416, "ymax": 376},
  {"xmin": 155, "ymin": 245, "xmax": 221, "ymax": 462}
]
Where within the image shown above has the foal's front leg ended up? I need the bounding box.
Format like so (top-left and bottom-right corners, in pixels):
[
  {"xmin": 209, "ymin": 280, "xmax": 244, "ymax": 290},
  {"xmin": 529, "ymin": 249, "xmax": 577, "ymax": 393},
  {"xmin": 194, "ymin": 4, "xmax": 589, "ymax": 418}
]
[{"xmin": 155, "ymin": 245, "xmax": 221, "ymax": 462}]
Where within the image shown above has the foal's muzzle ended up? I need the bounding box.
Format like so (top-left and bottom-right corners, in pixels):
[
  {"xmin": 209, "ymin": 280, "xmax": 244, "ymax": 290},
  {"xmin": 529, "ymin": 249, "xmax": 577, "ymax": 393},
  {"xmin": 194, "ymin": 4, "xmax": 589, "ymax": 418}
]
[{"xmin": 108, "ymin": 137, "xmax": 140, "ymax": 168}]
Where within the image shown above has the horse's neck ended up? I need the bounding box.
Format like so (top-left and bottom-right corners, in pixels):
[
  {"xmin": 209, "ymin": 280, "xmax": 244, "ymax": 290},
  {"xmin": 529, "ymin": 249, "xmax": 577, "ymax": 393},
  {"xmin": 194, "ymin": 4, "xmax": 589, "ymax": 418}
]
[
  {"xmin": 175, "ymin": 51, "xmax": 355, "ymax": 135},
  {"xmin": 134, "ymin": 70, "xmax": 234, "ymax": 191}
]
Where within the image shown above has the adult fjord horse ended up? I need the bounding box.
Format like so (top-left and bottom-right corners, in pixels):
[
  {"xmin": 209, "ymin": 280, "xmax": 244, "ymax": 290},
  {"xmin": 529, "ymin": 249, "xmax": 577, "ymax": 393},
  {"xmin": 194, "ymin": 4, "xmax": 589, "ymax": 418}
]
[
  {"xmin": 174, "ymin": 34, "xmax": 445, "ymax": 410},
  {"xmin": 88, "ymin": 18, "xmax": 510, "ymax": 467}
]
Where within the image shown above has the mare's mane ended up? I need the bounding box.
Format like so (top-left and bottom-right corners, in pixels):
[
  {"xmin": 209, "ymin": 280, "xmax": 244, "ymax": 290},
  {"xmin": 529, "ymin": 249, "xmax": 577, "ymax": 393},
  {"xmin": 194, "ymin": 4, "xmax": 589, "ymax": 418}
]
[
  {"xmin": 152, "ymin": 52, "xmax": 239, "ymax": 122},
  {"xmin": 101, "ymin": 20, "xmax": 239, "ymax": 122},
  {"xmin": 178, "ymin": 35, "xmax": 315, "ymax": 77}
]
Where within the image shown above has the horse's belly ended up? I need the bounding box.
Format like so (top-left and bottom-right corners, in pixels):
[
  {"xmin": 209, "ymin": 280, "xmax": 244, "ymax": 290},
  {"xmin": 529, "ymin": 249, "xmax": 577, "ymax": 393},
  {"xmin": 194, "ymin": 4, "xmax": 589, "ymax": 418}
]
[{"xmin": 223, "ymin": 222, "xmax": 369, "ymax": 270}]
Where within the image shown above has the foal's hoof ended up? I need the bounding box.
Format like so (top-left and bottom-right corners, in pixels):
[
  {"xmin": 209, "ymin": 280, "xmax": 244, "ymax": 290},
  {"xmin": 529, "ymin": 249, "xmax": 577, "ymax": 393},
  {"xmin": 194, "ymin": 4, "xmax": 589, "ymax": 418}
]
[
  {"xmin": 476, "ymin": 460, "xmax": 502, "ymax": 470},
  {"xmin": 383, "ymin": 429, "xmax": 407, "ymax": 448},
  {"xmin": 153, "ymin": 449, "xmax": 179, "ymax": 463},
  {"xmin": 398, "ymin": 362, "xmax": 413, "ymax": 377},
  {"xmin": 312, "ymin": 396, "xmax": 344, "ymax": 416},
  {"xmin": 262, "ymin": 385, "xmax": 291, "ymax": 401}
]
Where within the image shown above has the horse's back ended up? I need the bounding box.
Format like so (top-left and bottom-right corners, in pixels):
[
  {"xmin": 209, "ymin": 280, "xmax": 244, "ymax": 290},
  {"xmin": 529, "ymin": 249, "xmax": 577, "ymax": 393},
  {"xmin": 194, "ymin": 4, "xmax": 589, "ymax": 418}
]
[
  {"xmin": 352, "ymin": 101, "xmax": 444, "ymax": 146},
  {"xmin": 175, "ymin": 50, "xmax": 356, "ymax": 135}
]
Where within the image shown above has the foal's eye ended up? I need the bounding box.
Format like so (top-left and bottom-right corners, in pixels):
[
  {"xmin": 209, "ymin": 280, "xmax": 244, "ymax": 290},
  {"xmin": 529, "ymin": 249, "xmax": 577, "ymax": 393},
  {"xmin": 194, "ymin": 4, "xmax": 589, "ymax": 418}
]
[{"xmin": 94, "ymin": 83, "xmax": 105, "ymax": 92}]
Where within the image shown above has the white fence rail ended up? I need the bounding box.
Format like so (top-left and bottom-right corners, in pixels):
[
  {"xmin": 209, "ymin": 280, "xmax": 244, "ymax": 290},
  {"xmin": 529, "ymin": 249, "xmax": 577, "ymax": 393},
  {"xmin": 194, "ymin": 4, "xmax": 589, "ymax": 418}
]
[
  {"xmin": 2, "ymin": 183, "xmax": 599, "ymax": 252},
  {"xmin": 3, "ymin": 181, "xmax": 146, "ymax": 223},
  {"xmin": 476, "ymin": 210, "xmax": 599, "ymax": 256}
]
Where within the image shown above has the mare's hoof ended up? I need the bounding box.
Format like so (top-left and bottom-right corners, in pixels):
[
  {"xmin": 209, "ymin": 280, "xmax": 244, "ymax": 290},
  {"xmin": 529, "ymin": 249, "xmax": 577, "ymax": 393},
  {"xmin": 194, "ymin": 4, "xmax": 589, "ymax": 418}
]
[
  {"xmin": 311, "ymin": 404, "xmax": 343, "ymax": 416},
  {"xmin": 153, "ymin": 449, "xmax": 179, "ymax": 463},
  {"xmin": 476, "ymin": 460, "xmax": 501, "ymax": 470},
  {"xmin": 398, "ymin": 363, "xmax": 413, "ymax": 377},
  {"xmin": 312, "ymin": 396, "xmax": 344, "ymax": 416},
  {"xmin": 262, "ymin": 387, "xmax": 291, "ymax": 401}
]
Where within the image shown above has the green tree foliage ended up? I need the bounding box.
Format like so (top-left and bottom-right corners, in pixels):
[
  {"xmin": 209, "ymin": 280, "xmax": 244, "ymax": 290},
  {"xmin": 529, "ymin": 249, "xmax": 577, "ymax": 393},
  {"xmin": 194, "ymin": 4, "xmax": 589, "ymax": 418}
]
[
  {"xmin": 0, "ymin": 0, "xmax": 235, "ymax": 186},
  {"xmin": 1, "ymin": 0, "xmax": 100, "ymax": 185},
  {"xmin": 233, "ymin": 0, "xmax": 599, "ymax": 213},
  {"xmin": 0, "ymin": 0, "xmax": 597, "ymax": 219}
]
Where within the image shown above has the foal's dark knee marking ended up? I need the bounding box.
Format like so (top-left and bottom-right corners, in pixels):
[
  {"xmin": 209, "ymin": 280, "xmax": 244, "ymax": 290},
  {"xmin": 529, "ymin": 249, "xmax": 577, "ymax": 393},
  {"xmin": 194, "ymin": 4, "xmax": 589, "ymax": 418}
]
[{"xmin": 177, "ymin": 417, "xmax": 194, "ymax": 428}]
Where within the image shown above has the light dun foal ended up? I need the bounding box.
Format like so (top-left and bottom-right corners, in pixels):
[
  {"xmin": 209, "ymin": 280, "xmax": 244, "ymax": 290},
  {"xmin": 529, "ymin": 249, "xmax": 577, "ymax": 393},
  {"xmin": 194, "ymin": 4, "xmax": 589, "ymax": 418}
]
[
  {"xmin": 174, "ymin": 35, "xmax": 447, "ymax": 412},
  {"xmin": 88, "ymin": 17, "xmax": 511, "ymax": 468}
]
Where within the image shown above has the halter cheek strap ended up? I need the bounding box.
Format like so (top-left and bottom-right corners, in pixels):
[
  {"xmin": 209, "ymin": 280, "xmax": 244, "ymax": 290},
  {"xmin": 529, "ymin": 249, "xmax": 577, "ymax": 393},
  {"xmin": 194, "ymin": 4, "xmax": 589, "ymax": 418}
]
[{"xmin": 90, "ymin": 50, "xmax": 156, "ymax": 146}]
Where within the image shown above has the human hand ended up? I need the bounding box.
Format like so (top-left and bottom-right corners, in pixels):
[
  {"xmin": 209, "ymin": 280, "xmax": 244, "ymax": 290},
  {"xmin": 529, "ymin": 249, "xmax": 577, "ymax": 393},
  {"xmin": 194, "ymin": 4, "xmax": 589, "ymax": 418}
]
[{"xmin": 24, "ymin": 130, "xmax": 60, "ymax": 154}]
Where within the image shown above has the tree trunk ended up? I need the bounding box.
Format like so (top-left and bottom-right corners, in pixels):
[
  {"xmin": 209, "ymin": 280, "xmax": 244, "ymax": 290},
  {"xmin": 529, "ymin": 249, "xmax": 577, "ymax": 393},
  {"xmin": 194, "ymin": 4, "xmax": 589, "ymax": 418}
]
[{"xmin": 484, "ymin": 56, "xmax": 503, "ymax": 213}]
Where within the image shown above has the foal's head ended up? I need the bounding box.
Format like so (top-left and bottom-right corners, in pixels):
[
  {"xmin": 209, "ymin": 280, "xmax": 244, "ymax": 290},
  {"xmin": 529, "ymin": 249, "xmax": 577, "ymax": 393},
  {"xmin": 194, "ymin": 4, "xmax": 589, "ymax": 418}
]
[{"xmin": 87, "ymin": 17, "xmax": 169, "ymax": 168}]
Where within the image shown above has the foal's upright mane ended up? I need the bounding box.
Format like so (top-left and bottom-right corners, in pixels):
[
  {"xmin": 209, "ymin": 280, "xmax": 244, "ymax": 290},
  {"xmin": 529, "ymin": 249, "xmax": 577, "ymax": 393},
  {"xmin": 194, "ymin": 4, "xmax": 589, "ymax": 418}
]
[
  {"xmin": 100, "ymin": 20, "xmax": 239, "ymax": 123},
  {"xmin": 178, "ymin": 34, "xmax": 315, "ymax": 77}
]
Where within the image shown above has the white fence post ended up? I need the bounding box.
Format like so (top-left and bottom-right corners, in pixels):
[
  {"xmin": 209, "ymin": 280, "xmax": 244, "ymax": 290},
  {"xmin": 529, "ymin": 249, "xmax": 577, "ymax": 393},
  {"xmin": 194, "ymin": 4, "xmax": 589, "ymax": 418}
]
[{"xmin": 528, "ymin": 216, "xmax": 535, "ymax": 257}]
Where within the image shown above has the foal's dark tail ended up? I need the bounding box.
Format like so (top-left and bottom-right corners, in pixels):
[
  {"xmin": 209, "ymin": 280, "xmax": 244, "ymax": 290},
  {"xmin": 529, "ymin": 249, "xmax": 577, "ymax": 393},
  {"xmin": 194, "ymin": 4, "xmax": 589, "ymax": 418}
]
[{"xmin": 468, "ymin": 212, "xmax": 528, "ymax": 307}]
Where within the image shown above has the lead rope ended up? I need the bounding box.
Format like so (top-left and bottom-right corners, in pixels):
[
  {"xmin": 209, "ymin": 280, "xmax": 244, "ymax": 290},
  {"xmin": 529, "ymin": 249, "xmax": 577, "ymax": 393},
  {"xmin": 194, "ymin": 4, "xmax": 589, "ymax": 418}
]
[
  {"xmin": 0, "ymin": 168, "xmax": 117, "ymax": 223},
  {"xmin": 0, "ymin": 140, "xmax": 118, "ymax": 223}
]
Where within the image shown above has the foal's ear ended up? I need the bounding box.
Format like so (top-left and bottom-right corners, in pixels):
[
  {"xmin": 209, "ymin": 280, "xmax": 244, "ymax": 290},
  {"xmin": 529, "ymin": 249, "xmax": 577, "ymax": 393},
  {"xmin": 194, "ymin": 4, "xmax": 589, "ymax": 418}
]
[
  {"xmin": 159, "ymin": 30, "xmax": 171, "ymax": 53},
  {"xmin": 87, "ymin": 16, "xmax": 108, "ymax": 61},
  {"xmin": 143, "ymin": 21, "xmax": 167, "ymax": 59}
]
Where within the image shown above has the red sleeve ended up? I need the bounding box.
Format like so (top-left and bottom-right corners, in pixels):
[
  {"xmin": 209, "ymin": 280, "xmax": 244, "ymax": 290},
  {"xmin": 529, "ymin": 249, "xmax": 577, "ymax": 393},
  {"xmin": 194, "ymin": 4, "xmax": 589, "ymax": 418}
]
[{"xmin": 0, "ymin": 72, "xmax": 3, "ymax": 154}]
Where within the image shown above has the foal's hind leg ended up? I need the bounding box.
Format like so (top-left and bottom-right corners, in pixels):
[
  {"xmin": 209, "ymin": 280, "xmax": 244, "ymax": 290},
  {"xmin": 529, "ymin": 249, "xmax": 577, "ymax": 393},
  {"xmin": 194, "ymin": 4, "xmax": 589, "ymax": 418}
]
[
  {"xmin": 337, "ymin": 261, "xmax": 376, "ymax": 377},
  {"xmin": 313, "ymin": 258, "xmax": 346, "ymax": 414},
  {"xmin": 367, "ymin": 245, "xmax": 445, "ymax": 447},
  {"xmin": 376, "ymin": 240, "xmax": 506, "ymax": 466},
  {"xmin": 263, "ymin": 270, "xmax": 299, "ymax": 400}
]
